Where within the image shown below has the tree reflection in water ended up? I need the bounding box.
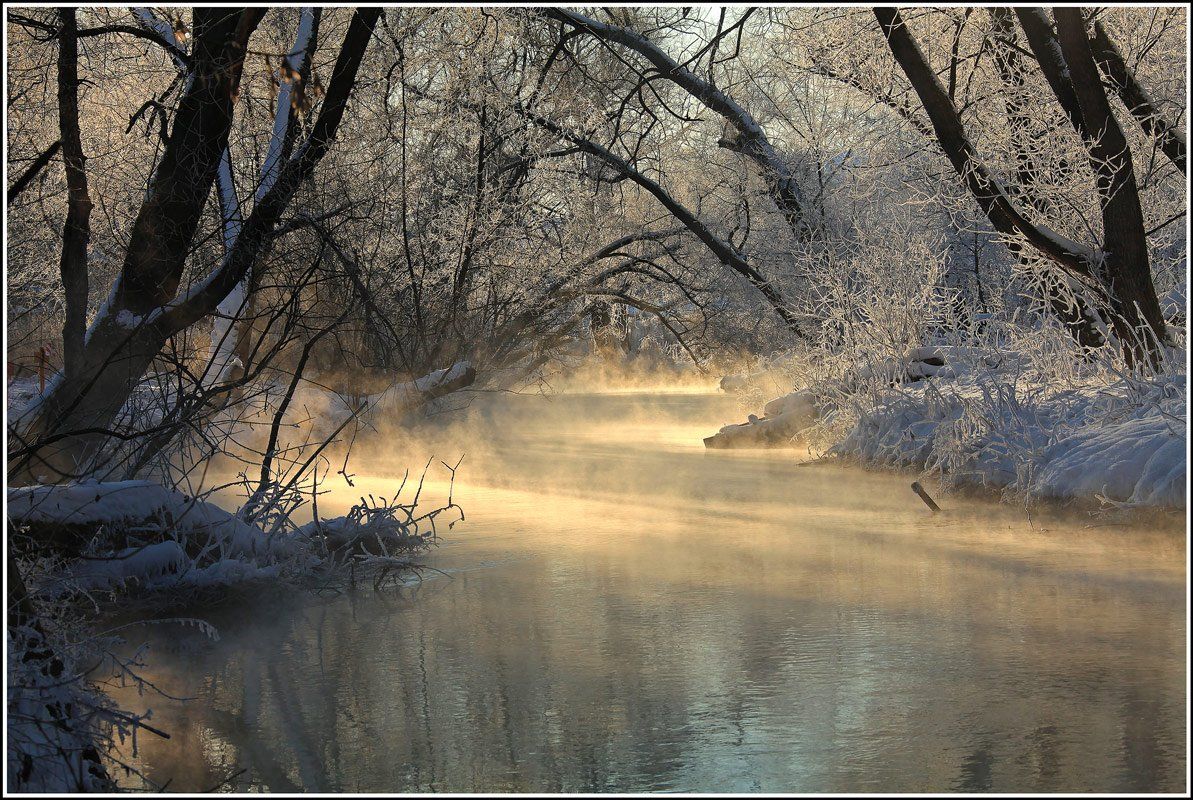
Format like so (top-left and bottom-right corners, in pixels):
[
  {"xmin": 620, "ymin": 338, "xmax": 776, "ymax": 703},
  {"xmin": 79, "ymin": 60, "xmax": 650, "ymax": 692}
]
[{"xmin": 109, "ymin": 391, "xmax": 1185, "ymax": 793}]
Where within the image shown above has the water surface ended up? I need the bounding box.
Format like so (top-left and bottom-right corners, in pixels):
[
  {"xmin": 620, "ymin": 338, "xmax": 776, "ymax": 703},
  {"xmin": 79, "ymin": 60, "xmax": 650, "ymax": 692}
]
[{"xmin": 112, "ymin": 388, "xmax": 1187, "ymax": 792}]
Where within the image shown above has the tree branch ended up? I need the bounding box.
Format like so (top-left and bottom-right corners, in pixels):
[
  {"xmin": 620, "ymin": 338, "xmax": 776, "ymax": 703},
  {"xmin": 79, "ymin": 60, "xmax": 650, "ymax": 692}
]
[
  {"xmin": 6, "ymin": 140, "xmax": 60, "ymax": 206},
  {"xmin": 77, "ymin": 22, "xmax": 190, "ymax": 66},
  {"xmin": 1090, "ymin": 18, "xmax": 1186, "ymax": 175},
  {"xmin": 546, "ymin": 8, "xmax": 808, "ymax": 238}
]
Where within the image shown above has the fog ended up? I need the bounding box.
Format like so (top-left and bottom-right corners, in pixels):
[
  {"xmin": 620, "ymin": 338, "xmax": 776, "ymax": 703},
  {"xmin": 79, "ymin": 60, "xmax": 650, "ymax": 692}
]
[{"xmin": 111, "ymin": 385, "xmax": 1186, "ymax": 792}]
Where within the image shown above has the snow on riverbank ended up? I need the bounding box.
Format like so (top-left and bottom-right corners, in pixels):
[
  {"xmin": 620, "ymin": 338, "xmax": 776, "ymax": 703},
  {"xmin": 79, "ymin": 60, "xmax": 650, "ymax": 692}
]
[
  {"xmin": 7, "ymin": 477, "xmax": 446, "ymax": 598},
  {"xmin": 7, "ymin": 478, "xmax": 450, "ymax": 790},
  {"xmin": 6, "ymin": 399, "xmax": 458, "ymax": 791},
  {"xmin": 712, "ymin": 346, "xmax": 1187, "ymax": 510}
]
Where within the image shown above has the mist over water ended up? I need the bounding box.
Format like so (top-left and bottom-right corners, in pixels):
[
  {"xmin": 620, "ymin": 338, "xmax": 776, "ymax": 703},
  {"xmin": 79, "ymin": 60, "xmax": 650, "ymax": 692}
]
[{"xmin": 112, "ymin": 385, "xmax": 1186, "ymax": 793}]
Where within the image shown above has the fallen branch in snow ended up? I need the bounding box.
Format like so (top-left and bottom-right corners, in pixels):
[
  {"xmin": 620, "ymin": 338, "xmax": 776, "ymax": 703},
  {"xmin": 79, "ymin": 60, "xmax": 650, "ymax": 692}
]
[
  {"xmin": 704, "ymin": 389, "xmax": 822, "ymax": 449},
  {"xmin": 707, "ymin": 348, "xmax": 964, "ymax": 449},
  {"xmin": 371, "ymin": 361, "xmax": 477, "ymax": 417}
]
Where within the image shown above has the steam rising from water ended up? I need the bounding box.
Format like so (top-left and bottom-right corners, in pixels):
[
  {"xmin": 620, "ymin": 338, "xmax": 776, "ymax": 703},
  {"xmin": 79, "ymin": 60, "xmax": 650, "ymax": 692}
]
[{"xmin": 118, "ymin": 384, "xmax": 1184, "ymax": 792}]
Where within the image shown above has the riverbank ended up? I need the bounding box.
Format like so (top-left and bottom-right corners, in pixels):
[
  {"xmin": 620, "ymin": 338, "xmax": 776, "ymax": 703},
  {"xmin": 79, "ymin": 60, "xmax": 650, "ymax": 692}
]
[{"xmin": 709, "ymin": 345, "xmax": 1187, "ymax": 513}]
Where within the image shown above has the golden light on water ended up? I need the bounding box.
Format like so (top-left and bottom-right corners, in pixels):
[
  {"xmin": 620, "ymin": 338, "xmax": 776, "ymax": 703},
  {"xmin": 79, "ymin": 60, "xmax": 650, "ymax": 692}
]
[{"xmin": 110, "ymin": 386, "xmax": 1185, "ymax": 792}]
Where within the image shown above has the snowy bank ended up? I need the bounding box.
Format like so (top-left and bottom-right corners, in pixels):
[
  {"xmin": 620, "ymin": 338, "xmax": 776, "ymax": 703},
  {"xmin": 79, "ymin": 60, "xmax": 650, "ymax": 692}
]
[
  {"xmin": 7, "ymin": 474, "xmax": 456, "ymax": 792},
  {"xmin": 709, "ymin": 346, "xmax": 1187, "ymax": 510},
  {"xmin": 1033, "ymin": 414, "xmax": 1185, "ymax": 507},
  {"xmin": 7, "ymin": 477, "xmax": 450, "ymax": 596}
]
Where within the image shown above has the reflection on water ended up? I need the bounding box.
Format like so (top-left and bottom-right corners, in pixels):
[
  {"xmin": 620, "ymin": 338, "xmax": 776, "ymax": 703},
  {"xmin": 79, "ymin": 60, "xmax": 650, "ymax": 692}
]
[{"xmin": 111, "ymin": 389, "xmax": 1186, "ymax": 793}]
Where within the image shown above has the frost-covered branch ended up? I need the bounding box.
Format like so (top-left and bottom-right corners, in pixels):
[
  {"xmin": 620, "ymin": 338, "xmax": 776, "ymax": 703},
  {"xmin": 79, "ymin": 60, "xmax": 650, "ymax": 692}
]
[
  {"xmin": 547, "ymin": 9, "xmax": 809, "ymax": 238},
  {"xmin": 208, "ymin": 7, "xmax": 320, "ymax": 387},
  {"xmin": 521, "ymin": 105, "xmax": 807, "ymax": 338},
  {"xmin": 1089, "ymin": 18, "xmax": 1186, "ymax": 175}
]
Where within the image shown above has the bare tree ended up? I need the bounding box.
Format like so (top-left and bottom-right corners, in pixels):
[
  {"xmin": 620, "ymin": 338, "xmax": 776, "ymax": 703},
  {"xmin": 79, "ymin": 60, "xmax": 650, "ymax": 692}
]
[
  {"xmin": 875, "ymin": 6, "xmax": 1167, "ymax": 367},
  {"xmin": 12, "ymin": 8, "xmax": 382, "ymax": 483}
]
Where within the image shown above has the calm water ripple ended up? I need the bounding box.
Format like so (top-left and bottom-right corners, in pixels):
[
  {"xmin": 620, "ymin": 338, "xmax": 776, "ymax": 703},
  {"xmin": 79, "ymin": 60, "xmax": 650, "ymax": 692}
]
[{"xmin": 111, "ymin": 389, "xmax": 1186, "ymax": 793}]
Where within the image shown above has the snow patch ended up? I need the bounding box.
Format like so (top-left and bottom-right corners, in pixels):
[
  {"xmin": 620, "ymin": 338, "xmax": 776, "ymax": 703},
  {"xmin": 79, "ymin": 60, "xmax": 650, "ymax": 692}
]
[{"xmin": 1036, "ymin": 414, "xmax": 1185, "ymax": 507}]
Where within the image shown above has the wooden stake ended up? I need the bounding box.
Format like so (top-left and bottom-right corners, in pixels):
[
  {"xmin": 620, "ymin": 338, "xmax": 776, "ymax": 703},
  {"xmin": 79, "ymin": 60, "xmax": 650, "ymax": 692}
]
[{"xmin": 911, "ymin": 481, "xmax": 942, "ymax": 513}]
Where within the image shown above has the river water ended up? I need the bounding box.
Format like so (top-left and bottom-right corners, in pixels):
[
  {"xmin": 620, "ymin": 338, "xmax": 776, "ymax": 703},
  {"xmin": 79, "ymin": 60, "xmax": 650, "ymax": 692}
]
[{"xmin": 111, "ymin": 387, "xmax": 1186, "ymax": 793}]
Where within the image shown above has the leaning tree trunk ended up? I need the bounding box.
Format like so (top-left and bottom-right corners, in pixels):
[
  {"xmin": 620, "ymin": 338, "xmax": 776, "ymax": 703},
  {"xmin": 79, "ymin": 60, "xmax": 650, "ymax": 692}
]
[
  {"xmin": 56, "ymin": 9, "xmax": 91, "ymax": 382},
  {"xmin": 1089, "ymin": 18, "xmax": 1186, "ymax": 175}
]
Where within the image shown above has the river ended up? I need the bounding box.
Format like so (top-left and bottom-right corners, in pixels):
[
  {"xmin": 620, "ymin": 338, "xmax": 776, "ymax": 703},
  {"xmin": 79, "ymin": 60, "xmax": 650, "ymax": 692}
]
[{"xmin": 110, "ymin": 387, "xmax": 1187, "ymax": 792}]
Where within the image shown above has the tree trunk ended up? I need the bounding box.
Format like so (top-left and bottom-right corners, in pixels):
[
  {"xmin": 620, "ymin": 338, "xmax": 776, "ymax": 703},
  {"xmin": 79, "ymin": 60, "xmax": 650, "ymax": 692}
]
[
  {"xmin": 875, "ymin": 7, "xmax": 1166, "ymax": 367},
  {"xmin": 116, "ymin": 9, "xmax": 264, "ymax": 316},
  {"xmin": 873, "ymin": 8, "xmax": 1090, "ymax": 275},
  {"xmin": 1053, "ymin": 8, "xmax": 1166, "ymax": 365},
  {"xmin": 56, "ymin": 9, "xmax": 91, "ymax": 383},
  {"xmin": 1013, "ymin": 8, "xmax": 1091, "ymax": 140},
  {"xmin": 1090, "ymin": 18, "xmax": 1186, "ymax": 175}
]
